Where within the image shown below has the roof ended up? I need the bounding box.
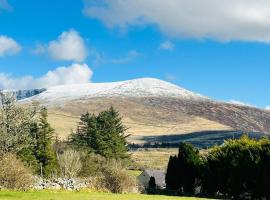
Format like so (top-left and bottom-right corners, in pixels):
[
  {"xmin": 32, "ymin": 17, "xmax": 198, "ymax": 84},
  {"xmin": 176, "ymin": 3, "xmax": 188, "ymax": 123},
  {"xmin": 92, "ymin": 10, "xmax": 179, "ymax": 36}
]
[{"xmin": 143, "ymin": 169, "xmax": 166, "ymax": 187}]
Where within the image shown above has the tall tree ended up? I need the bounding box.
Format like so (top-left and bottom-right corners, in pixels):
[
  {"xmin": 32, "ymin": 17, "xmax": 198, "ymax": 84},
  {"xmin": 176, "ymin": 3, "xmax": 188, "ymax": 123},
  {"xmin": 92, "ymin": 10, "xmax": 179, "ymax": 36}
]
[
  {"xmin": 0, "ymin": 91, "xmax": 37, "ymax": 155},
  {"xmin": 166, "ymin": 155, "xmax": 181, "ymax": 190},
  {"xmin": 165, "ymin": 143, "xmax": 201, "ymax": 194},
  {"xmin": 70, "ymin": 106, "xmax": 129, "ymax": 159},
  {"xmin": 33, "ymin": 107, "xmax": 58, "ymax": 177}
]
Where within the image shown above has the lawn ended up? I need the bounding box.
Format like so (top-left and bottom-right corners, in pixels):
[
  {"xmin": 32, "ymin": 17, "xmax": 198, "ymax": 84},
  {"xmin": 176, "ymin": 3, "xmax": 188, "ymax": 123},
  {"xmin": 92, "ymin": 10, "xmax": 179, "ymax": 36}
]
[{"xmin": 0, "ymin": 191, "xmax": 214, "ymax": 200}]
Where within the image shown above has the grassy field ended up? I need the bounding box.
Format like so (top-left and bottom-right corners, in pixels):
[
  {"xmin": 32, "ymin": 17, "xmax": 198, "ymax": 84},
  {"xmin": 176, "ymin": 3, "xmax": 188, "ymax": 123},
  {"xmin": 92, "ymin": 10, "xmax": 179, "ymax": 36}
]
[
  {"xmin": 131, "ymin": 148, "xmax": 178, "ymax": 169},
  {"xmin": 0, "ymin": 191, "xmax": 214, "ymax": 200}
]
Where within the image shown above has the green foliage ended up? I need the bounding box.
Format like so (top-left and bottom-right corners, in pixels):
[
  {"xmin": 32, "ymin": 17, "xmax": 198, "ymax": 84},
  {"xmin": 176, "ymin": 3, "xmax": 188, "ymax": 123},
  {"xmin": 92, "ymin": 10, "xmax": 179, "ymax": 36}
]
[
  {"xmin": 165, "ymin": 155, "xmax": 180, "ymax": 190},
  {"xmin": 33, "ymin": 107, "xmax": 59, "ymax": 177},
  {"xmin": 70, "ymin": 106, "xmax": 129, "ymax": 159},
  {"xmin": 165, "ymin": 143, "xmax": 201, "ymax": 194},
  {"xmin": 201, "ymin": 135, "xmax": 270, "ymax": 199},
  {"xmin": 78, "ymin": 152, "xmax": 107, "ymax": 177}
]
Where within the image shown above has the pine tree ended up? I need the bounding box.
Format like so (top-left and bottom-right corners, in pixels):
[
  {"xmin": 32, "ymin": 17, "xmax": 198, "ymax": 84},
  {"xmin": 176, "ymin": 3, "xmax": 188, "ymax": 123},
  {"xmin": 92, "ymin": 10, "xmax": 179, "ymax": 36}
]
[
  {"xmin": 70, "ymin": 106, "xmax": 129, "ymax": 159},
  {"xmin": 165, "ymin": 155, "xmax": 181, "ymax": 190},
  {"xmin": 34, "ymin": 107, "xmax": 58, "ymax": 177}
]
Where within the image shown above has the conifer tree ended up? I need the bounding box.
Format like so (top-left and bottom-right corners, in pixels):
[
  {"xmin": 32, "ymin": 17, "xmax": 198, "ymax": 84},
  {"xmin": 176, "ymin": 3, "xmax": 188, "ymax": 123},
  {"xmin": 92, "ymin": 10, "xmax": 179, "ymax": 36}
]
[
  {"xmin": 34, "ymin": 107, "xmax": 58, "ymax": 177},
  {"xmin": 70, "ymin": 106, "xmax": 129, "ymax": 159},
  {"xmin": 165, "ymin": 155, "xmax": 181, "ymax": 190}
]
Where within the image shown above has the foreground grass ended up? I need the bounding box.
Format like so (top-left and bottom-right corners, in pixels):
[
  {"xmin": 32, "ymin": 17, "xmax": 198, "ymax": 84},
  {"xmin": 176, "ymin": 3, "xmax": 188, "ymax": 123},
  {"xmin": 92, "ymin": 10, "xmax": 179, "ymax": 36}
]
[{"xmin": 0, "ymin": 191, "xmax": 214, "ymax": 200}]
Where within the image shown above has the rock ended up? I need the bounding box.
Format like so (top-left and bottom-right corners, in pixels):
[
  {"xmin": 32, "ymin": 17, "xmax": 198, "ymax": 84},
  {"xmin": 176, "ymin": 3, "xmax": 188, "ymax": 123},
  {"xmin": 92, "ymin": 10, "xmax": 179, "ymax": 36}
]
[{"xmin": 33, "ymin": 177, "xmax": 89, "ymax": 191}]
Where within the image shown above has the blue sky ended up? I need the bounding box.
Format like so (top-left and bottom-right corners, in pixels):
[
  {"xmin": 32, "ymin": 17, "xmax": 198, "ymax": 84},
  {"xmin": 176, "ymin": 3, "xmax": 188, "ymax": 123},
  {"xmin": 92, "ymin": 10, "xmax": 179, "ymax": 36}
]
[{"xmin": 0, "ymin": 0, "xmax": 270, "ymax": 109}]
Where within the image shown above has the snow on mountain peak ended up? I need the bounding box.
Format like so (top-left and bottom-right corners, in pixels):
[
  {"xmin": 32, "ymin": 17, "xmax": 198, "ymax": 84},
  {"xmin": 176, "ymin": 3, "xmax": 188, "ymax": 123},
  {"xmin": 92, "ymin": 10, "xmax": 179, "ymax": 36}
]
[{"xmin": 19, "ymin": 78, "xmax": 208, "ymax": 104}]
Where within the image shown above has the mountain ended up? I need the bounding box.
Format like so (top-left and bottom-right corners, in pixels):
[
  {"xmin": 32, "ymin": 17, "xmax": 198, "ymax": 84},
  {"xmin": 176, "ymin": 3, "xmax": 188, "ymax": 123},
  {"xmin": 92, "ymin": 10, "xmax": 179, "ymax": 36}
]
[
  {"xmin": 18, "ymin": 78, "xmax": 270, "ymax": 144},
  {"xmin": 20, "ymin": 78, "xmax": 208, "ymax": 103}
]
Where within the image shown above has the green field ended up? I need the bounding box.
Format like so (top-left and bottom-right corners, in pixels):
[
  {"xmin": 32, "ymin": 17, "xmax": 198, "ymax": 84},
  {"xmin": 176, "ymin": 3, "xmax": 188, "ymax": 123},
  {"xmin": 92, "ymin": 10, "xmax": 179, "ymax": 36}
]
[{"xmin": 0, "ymin": 191, "xmax": 214, "ymax": 200}]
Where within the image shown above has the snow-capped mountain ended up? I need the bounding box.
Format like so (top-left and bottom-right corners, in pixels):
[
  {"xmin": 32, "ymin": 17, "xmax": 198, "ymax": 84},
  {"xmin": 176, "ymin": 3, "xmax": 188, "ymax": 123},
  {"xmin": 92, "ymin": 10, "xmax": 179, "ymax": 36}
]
[
  {"xmin": 19, "ymin": 78, "xmax": 208, "ymax": 104},
  {"xmin": 15, "ymin": 77, "xmax": 270, "ymax": 142}
]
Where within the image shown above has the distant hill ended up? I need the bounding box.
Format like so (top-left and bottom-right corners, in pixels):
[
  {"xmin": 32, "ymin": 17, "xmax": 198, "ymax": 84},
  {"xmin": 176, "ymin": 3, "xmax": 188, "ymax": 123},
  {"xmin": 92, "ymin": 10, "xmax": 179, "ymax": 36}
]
[{"xmin": 17, "ymin": 78, "xmax": 270, "ymax": 144}]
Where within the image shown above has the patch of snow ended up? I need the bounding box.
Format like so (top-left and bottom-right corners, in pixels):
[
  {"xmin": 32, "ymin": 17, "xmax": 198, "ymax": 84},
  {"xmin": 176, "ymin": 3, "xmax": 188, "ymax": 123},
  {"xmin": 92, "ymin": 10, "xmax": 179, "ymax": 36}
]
[{"xmin": 19, "ymin": 78, "xmax": 208, "ymax": 104}]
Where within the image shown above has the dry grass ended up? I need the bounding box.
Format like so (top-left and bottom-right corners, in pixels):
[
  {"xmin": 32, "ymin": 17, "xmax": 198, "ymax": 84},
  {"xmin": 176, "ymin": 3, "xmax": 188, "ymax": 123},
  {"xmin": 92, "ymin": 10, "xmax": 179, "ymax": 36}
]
[
  {"xmin": 46, "ymin": 97, "xmax": 231, "ymax": 143},
  {"xmin": 0, "ymin": 154, "xmax": 34, "ymax": 190},
  {"xmin": 130, "ymin": 148, "xmax": 178, "ymax": 170}
]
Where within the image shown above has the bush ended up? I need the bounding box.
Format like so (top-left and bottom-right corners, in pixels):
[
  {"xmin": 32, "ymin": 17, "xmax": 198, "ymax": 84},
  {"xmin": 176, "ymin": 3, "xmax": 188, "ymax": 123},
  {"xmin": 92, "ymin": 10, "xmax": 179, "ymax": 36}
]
[
  {"xmin": 86, "ymin": 161, "xmax": 137, "ymax": 193},
  {"xmin": 58, "ymin": 149, "xmax": 82, "ymax": 178},
  {"xmin": 0, "ymin": 154, "xmax": 34, "ymax": 190},
  {"xmin": 100, "ymin": 163, "xmax": 137, "ymax": 193},
  {"xmin": 79, "ymin": 153, "xmax": 106, "ymax": 177},
  {"xmin": 201, "ymin": 135, "xmax": 270, "ymax": 199}
]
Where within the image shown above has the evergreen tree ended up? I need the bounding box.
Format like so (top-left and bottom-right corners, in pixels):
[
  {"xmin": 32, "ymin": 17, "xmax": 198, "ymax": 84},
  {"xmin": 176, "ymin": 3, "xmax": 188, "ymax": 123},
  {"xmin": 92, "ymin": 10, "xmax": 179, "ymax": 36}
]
[
  {"xmin": 149, "ymin": 176, "xmax": 156, "ymax": 189},
  {"xmin": 178, "ymin": 143, "xmax": 201, "ymax": 194},
  {"xmin": 33, "ymin": 107, "xmax": 58, "ymax": 177},
  {"xmin": 165, "ymin": 143, "xmax": 201, "ymax": 194},
  {"xmin": 70, "ymin": 106, "xmax": 129, "ymax": 159},
  {"xmin": 166, "ymin": 155, "xmax": 181, "ymax": 190}
]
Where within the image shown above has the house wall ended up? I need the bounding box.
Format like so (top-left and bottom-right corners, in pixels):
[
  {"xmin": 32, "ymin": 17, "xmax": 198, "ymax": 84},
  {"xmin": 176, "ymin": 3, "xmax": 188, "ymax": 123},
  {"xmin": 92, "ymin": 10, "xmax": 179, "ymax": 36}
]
[{"xmin": 137, "ymin": 172, "xmax": 150, "ymax": 188}]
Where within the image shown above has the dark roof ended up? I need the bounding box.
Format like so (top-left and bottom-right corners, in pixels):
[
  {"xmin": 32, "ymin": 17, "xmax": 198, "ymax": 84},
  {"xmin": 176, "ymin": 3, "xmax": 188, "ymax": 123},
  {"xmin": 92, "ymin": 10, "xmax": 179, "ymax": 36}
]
[{"xmin": 144, "ymin": 169, "xmax": 165, "ymax": 187}]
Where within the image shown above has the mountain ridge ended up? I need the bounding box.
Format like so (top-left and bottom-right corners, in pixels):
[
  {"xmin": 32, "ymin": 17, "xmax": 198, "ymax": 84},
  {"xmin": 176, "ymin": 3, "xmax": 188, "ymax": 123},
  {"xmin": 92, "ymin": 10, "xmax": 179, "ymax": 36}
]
[{"xmin": 19, "ymin": 78, "xmax": 208, "ymax": 104}]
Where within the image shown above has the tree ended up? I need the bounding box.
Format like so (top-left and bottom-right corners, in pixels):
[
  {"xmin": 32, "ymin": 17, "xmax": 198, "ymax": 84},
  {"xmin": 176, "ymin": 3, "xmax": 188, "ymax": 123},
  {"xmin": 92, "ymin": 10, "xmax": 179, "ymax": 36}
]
[
  {"xmin": 149, "ymin": 176, "xmax": 156, "ymax": 189},
  {"xmin": 165, "ymin": 143, "xmax": 201, "ymax": 194},
  {"xmin": 33, "ymin": 107, "xmax": 58, "ymax": 177},
  {"xmin": 57, "ymin": 149, "xmax": 82, "ymax": 178},
  {"xmin": 70, "ymin": 106, "xmax": 129, "ymax": 159},
  {"xmin": 178, "ymin": 143, "xmax": 201, "ymax": 194},
  {"xmin": 166, "ymin": 155, "xmax": 181, "ymax": 190},
  {"xmin": 201, "ymin": 135, "xmax": 270, "ymax": 199},
  {"xmin": 0, "ymin": 91, "xmax": 37, "ymax": 155}
]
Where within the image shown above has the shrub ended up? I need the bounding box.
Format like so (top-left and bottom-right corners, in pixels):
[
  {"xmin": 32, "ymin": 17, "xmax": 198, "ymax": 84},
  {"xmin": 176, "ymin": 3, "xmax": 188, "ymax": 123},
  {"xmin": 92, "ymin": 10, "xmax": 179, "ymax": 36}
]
[
  {"xmin": 79, "ymin": 153, "xmax": 106, "ymax": 177},
  {"xmin": 86, "ymin": 161, "xmax": 137, "ymax": 193},
  {"xmin": 100, "ymin": 163, "xmax": 137, "ymax": 193},
  {"xmin": 201, "ymin": 135, "xmax": 270, "ymax": 199},
  {"xmin": 0, "ymin": 154, "xmax": 34, "ymax": 190},
  {"xmin": 58, "ymin": 149, "xmax": 82, "ymax": 178}
]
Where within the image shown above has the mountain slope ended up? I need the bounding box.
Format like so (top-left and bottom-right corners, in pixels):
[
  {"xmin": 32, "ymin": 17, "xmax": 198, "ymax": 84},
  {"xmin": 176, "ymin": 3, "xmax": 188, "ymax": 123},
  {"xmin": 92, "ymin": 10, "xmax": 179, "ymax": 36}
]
[{"xmin": 18, "ymin": 78, "xmax": 270, "ymax": 143}]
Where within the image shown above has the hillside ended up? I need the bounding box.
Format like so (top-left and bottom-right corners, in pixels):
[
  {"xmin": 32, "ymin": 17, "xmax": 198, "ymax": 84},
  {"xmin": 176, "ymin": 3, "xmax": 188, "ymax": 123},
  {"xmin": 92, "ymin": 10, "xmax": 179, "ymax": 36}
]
[{"xmin": 18, "ymin": 78, "xmax": 270, "ymax": 144}]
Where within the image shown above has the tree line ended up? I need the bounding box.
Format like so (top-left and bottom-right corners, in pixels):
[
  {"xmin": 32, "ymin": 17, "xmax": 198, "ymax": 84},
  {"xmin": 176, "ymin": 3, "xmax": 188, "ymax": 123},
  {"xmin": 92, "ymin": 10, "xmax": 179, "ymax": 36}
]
[
  {"xmin": 165, "ymin": 136, "xmax": 270, "ymax": 199},
  {"xmin": 0, "ymin": 92, "xmax": 129, "ymax": 179}
]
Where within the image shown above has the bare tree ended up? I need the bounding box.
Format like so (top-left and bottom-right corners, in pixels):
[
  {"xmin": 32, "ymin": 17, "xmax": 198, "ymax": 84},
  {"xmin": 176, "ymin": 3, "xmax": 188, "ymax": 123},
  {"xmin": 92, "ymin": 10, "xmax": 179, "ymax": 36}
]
[{"xmin": 57, "ymin": 149, "xmax": 82, "ymax": 178}]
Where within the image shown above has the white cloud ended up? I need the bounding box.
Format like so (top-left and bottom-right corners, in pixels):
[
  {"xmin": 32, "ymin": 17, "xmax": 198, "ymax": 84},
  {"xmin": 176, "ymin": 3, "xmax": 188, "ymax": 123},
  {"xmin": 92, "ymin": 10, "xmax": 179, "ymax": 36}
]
[
  {"xmin": 0, "ymin": 0, "xmax": 12, "ymax": 11},
  {"xmin": 48, "ymin": 29, "xmax": 87, "ymax": 62},
  {"xmin": 266, "ymin": 106, "xmax": 270, "ymax": 110},
  {"xmin": 159, "ymin": 40, "xmax": 175, "ymax": 51},
  {"xmin": 0, "ymin": 63, "xmax": 93, "ymax": 90},
  {"xmin": 0, "ymin": 36, "xmax": 21, "ymax": 56},
  {"xmin": 84, "ymin": 0, "xmax": 270, "ymax": 42}
]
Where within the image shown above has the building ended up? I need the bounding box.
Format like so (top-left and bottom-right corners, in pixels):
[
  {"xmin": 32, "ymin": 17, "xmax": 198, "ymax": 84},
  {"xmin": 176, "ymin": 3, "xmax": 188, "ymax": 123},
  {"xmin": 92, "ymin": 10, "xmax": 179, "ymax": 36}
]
[{"xmin": 137, "ymin": 169, "xmax": 166, "ymax": 189}]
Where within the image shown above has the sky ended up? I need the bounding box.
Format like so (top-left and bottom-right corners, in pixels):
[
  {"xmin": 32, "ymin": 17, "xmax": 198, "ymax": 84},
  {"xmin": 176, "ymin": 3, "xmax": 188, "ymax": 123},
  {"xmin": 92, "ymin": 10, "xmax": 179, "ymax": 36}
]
[{"xmin": 0, "ymin": 0, "xmax": 270, "ymax": 109}]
